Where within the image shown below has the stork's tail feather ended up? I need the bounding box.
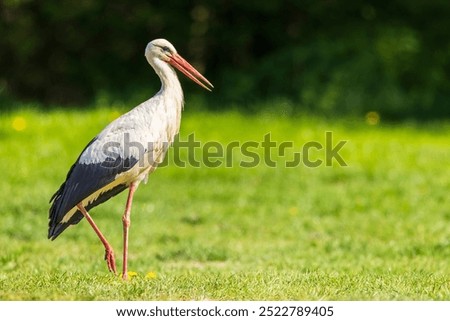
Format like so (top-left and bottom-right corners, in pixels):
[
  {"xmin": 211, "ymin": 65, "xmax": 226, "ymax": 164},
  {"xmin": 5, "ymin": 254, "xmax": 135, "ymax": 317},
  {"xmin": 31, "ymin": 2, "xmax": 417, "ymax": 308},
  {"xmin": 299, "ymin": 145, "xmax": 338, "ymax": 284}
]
[
  {"xmin": 48, "ymin": 182, "xmax": 73, "ymax": 240},
  {"xmin": 48, "ymin": 211, "xmax": 84, "ymax": 240}
]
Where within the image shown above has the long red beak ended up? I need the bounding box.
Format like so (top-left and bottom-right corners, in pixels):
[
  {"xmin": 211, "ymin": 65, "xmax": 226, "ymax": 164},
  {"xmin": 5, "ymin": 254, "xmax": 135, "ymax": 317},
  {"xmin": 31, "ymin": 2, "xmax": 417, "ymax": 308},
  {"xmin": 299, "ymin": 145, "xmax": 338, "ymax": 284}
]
[{"xmin": 168, "ymin": 53, "xmax": 214, "ymax": 91}]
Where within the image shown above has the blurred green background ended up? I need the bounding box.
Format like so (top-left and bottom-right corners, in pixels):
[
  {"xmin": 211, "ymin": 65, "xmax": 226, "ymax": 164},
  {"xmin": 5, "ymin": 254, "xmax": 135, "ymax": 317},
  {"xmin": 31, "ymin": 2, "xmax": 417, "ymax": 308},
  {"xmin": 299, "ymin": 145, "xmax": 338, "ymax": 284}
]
[
  {"xmin": 1, "ymin": 0, "xmax": 449, "ymax": 119},
  {"xmin": 1, "ymin": 1, "xmax": 449, "ymax": 300}
]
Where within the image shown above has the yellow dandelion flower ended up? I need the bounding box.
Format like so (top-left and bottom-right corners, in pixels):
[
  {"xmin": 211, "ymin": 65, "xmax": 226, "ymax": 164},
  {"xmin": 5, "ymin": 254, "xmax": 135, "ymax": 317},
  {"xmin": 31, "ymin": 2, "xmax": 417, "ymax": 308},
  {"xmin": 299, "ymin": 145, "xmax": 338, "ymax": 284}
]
[
  {"xmin": 119, "ymin": 271, "xmax": 138, "ymax": 279},
  {"xmin": 145, "ymin": 271, "xmax": 157, "ymax": 279},
  {"xmin": 12, "ymin": 116, "xmax": 27, "ymax": 131},
  {"xmin": 288, "ymin": 207, "xmax": 298, "ymax": 216},
  {"xmin": 365, "ymin": 111, "xmax": 380, "ymax": 125}
]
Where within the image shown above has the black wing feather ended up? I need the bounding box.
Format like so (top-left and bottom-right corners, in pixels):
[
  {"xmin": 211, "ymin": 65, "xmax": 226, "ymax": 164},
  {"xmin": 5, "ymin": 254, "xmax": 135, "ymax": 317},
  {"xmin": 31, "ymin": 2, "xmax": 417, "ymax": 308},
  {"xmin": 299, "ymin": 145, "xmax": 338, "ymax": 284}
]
[{"xmin": 48, "ymin": 137, "xmax": 139, "ymax": 240}]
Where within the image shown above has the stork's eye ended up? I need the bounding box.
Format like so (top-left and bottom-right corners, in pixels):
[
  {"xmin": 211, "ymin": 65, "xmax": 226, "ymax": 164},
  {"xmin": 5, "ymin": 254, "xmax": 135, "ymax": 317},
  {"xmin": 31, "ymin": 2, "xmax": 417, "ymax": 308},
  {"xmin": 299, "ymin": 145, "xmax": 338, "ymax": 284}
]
[{"xmin": 162, "ymin": 46, "xmax": 171, "ymax": 53}]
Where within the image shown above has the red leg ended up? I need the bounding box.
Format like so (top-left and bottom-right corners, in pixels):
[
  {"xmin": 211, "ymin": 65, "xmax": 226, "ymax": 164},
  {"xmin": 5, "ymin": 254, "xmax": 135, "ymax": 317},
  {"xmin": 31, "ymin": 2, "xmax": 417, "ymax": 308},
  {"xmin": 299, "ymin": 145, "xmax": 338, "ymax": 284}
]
[
  {"xmin": 77, "ymin": 203, "xmax": 117, "ymax": 274},
  {"xmin": 122, "ymin": 182, "xmax": 138, "ymax": 280}
]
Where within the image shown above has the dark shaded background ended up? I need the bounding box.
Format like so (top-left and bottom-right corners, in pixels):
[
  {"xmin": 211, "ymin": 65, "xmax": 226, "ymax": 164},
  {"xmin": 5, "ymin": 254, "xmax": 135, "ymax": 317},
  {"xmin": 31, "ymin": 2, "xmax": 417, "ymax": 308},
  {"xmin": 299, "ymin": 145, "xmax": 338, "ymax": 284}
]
[{"xmin": 1, "ymin": 0, "xmax": 449, "ymax": 119}]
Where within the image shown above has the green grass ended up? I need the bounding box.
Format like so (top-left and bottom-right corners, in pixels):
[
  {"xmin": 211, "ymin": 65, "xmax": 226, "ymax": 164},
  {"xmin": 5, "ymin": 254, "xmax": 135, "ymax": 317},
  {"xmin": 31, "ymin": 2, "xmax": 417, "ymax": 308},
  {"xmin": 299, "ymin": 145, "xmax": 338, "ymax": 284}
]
[{"xmin": 0, "ymin": 107, "xmax": 449, "ymax": 300}]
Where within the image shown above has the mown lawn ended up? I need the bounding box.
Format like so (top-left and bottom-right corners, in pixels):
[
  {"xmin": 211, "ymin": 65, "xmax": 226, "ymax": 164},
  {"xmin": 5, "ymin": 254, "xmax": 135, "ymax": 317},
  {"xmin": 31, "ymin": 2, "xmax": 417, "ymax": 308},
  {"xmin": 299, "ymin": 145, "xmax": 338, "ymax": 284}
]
[{"xmin": 0, "ymin": 106, "xmax": 449, "ymax": 300}]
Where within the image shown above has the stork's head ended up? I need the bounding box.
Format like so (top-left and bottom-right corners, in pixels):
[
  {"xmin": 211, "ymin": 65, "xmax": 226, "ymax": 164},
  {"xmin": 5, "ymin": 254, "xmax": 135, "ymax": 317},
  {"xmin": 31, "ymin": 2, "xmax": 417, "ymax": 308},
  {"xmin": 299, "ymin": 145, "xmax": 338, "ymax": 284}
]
[{"xmin": 145, "ymin": 39, "xmax": 213, "ymax": 91}]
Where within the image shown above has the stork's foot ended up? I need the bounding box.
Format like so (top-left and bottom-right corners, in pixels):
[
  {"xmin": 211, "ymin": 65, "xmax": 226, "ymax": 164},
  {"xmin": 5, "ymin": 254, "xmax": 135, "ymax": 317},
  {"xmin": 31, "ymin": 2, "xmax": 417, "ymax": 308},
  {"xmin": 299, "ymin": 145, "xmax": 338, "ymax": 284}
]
[{"xmin": 104, "ymin": 247, "xmax": 117, "ymax": 274}]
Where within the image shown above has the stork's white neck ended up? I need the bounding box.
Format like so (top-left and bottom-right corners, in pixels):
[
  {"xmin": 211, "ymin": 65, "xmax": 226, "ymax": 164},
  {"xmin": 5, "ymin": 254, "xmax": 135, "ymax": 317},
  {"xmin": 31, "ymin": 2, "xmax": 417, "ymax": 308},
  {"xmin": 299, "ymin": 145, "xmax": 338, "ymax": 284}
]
[
  {"xmin": 145, "ymin": 56, "xmax": 184, "ymax": 138},
  {"xmin": 148, "ymin": 57, "xmax": 184, "ymax": 106}
]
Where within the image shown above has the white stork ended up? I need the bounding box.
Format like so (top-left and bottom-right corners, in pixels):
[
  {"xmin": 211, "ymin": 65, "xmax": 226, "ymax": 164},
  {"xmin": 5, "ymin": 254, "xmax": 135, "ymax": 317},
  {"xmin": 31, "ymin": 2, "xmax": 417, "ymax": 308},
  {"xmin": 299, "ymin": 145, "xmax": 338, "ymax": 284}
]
[{"xmin": 48, "ymin": 39, "xmax": 213, "ymax": 280}]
